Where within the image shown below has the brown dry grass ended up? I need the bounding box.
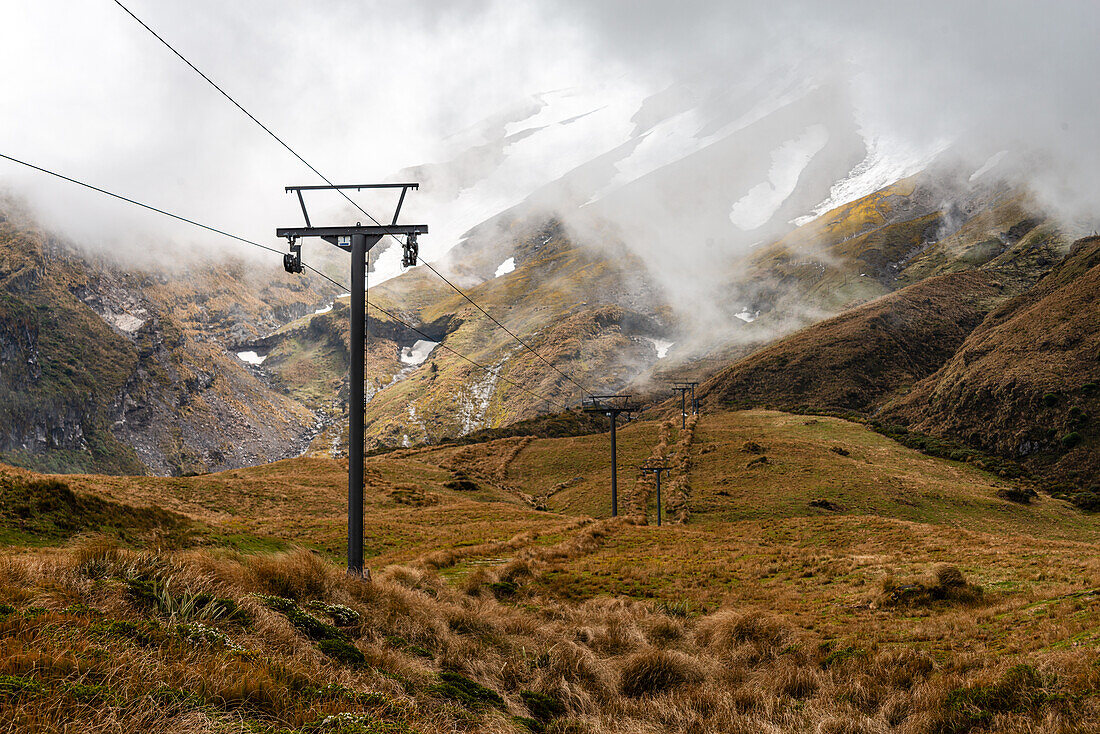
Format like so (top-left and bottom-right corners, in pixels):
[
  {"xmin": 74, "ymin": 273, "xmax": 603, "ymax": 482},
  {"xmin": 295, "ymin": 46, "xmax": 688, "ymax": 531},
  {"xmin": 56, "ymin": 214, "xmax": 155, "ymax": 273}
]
[
  {"xmin": 3, "ymin": 409, "xmax": 1100, "ymax": 732},
  {"xmin": 3, "ymin": 528, "xmax": 1098, "ymax": 733}
]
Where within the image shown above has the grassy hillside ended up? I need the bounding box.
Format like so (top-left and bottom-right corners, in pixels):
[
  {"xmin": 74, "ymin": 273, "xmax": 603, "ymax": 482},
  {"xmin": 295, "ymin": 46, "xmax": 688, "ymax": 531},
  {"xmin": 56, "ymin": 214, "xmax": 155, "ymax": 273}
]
[
  {"xmin": 882, "ymin": 236, "xmax": 1100, "ymax": 505},
  {"xmin": 695, "ymin": 271, "xmax": 1011, "ymax": 414},
  {"xmin": 2, "ymin": 409, "xmax": 1099, "ymax": 732}
]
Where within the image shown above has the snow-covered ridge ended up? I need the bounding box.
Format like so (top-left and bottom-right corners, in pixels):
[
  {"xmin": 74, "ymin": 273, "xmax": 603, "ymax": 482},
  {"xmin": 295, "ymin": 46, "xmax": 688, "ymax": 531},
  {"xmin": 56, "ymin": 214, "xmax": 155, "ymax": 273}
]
[{"xmin": 792, "ymin": 130, "xmax": 950, "ymax": 227}]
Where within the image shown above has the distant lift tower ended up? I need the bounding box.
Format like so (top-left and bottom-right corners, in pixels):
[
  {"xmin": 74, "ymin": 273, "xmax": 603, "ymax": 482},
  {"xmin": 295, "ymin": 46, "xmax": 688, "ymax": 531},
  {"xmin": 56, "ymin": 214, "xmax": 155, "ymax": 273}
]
[
  {"xmin": 582, "ymin": 395, "xmax": 640, "ymax": 517},
  {"xmin": 278, "ymin": 183, "xmax": 428, "ymax": 577},
  {"xmin": 639, "ymin": 463, "xmax": 671, "ymax": 526},
  {"xmin": 671, "ymin": 382, "xmax": 698, "ymax": 429}
]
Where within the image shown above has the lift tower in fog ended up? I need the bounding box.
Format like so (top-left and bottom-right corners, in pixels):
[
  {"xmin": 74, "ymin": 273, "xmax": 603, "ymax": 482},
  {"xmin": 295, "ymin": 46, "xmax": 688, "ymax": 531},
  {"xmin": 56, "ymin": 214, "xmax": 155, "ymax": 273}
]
[{"xmin": 279, "ymin": 183, "xmax": 428, "ymax": 577}]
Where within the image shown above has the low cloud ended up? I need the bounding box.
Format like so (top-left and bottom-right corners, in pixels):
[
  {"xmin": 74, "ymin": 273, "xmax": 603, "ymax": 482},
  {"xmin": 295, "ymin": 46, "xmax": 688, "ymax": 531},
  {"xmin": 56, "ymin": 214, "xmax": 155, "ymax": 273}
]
[{"xmin": 1, "ymin": 0, "xmax": 1097, "ymax": 278}]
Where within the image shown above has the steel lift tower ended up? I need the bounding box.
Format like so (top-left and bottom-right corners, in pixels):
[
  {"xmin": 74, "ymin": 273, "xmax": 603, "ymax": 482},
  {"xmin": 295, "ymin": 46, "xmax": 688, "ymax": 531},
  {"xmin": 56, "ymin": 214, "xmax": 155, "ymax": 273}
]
[
  {"xmin": 582, "ymin": 395, "xmax": 640, "ymax": 517},
  {"xmin": 278, "ymin": 183, "xmax": 428, "ymax": 577},
  {"xmin": 671, "ymin": 381, "xmax": 699, "ymax": 429},
  {"xmin": 639, "ymin": 463, "xmax": 671, "ymax": 526}
]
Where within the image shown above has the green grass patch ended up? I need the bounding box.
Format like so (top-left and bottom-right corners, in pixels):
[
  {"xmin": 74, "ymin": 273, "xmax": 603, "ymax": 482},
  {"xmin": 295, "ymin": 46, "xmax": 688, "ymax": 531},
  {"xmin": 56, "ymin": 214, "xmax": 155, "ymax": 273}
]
[
  {"xmin": 428, "ymin": 672, "xmax": 504, "ymax": 709},
  {"xmin": 0, "ymin": 474, "xmax": 193, "ymax": 546},
  {"xmin": 0, "ymin": 674, "xmax": 43, "ymax": 698},
  {"xmin": 317, "ymin": 638, "xmax": 367, "ymax": 666}
]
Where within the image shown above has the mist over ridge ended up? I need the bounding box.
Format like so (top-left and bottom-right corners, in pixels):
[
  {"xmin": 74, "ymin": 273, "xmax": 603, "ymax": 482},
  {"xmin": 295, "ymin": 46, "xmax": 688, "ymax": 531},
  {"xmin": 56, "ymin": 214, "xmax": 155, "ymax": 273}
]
[{"xmin": 1, "ymin": 1, "xmax": 1096, "ymax": 277}]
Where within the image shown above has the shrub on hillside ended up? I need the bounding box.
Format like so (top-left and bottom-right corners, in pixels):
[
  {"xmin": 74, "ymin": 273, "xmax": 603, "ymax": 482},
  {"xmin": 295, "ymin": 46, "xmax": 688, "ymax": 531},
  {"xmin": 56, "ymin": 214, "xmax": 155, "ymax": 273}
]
[
  {"xmin": 428, "ymin": 671, "xmax": 504, "ymax": 709},
  {"xmin": 520, "ymin": 690, "xmax": 566, "ymax": 722},
  {"xmin": 880, "ymin": 564, "xmax": 983, "ymax": 607},
  {"xmin": 1061, "ymin": 432, "xmax": 1082, "ymax": 449},
  {"xmin": 316, "ymin": 638, "xmax": 367, "ymax": 666},
  {"xmin": 1070, "ymin": 487, "xmax": 1100, "ymax": 511},
  {"xmin": 997, "ymin": 487, "xmax": 1037, "ymax": 504}
]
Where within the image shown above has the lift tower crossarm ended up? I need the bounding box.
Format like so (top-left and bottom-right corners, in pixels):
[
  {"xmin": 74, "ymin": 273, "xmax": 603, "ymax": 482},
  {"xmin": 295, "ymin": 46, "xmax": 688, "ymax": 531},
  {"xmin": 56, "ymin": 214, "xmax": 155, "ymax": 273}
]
[
  {"xmin": 276, "ymin": 224, "xmax": 427, "ymax": 244},
  {"xmin": 278, "ymin": 182, "xmax": 427, "ymax": 578},
  {"xmin": 582, "ymin": 395, "xmax": 640, "ymax": 517},
  {"xmin": 284, "ymin": 183, "xmax": 421, "ymax": 233}
]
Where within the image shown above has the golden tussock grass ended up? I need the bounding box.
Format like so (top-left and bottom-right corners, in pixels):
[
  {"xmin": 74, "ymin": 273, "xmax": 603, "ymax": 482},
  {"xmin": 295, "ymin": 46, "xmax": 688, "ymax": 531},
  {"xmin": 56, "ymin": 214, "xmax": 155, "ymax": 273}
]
[
  {"xmin": 3, "ymin": 409, "xmax": 1100, "ymax": 732},
  {"xmin": 2, "ymin": 535, "xmax": 1100, "ymax": 733}
]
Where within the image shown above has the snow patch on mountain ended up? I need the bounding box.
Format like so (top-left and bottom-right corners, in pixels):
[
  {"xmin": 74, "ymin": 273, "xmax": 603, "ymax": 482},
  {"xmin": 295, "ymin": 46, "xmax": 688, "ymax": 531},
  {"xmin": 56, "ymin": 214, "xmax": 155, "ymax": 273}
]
[
  {"xmin": 494, "ymin": 257, "xmax": 516, "ymax": 277},
  {"xmin": 735, "ymin": 310, "xmax": 759, "ymax": 323},
  {"xmin": 792, "ymin": 131, "xmax": 949, "ymax": 226},
  {"xmin": 642, "ymin": 337, "xmax": 674, "ymax": 359},
  {"xmin": 237, "ymin": 351, "xmax": 266, "ymax": 366},
  {"xmin": 729, "ymin": 124, "xmax": 829, "ymax": 230},
  {"xmin": 400, "ymin": 340, "xmax": 438, "ymax": 366},
  {"xmin": 970, "ymin": 150, "xmax": 1009, "ymax": 182}
]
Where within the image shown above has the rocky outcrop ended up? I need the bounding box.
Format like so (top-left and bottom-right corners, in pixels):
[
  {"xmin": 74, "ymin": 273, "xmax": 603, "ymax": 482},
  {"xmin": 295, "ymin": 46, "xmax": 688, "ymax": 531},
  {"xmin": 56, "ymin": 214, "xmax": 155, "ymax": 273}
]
[{"xmin": 0, "ymin": 213, "xmax": 337, "ymax": 476}]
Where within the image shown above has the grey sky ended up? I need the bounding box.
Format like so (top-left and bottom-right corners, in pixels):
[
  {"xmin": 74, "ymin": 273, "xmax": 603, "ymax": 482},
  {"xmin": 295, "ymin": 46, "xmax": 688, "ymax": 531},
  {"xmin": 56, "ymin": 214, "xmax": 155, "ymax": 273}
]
[{"xmin": 1, "ymin": 0, "xmax": 1097, "ymax": 265}]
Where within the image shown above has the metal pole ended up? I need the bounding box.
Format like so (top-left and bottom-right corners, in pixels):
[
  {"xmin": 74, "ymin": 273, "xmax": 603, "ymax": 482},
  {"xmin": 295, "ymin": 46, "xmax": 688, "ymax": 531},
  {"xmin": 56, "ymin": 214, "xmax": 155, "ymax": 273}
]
[
  {"xmin": 656, "ymin": 471, "xmax": 662, "ymax": 527},
  {"xmin": 691, "ymin": 384, "xmax": 697, "ymax": 416},
  {"xmin": 680, "ymin": 390, "xmax": 686, "ymax": 429},
  {"xmin": 348, "ymin": 232, "xmax": 366, "ymax": 576},
  {"xmin": 610, "ymin": 412, "xmax": 618, "ymax": 517}
]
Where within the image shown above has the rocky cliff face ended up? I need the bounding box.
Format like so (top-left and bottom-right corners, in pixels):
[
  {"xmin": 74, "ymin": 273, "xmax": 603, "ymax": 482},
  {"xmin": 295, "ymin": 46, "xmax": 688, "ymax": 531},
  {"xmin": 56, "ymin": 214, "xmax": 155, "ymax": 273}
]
[{"xmin": 0, "ymin": 209, "xmax": 338, "ymax": 476}]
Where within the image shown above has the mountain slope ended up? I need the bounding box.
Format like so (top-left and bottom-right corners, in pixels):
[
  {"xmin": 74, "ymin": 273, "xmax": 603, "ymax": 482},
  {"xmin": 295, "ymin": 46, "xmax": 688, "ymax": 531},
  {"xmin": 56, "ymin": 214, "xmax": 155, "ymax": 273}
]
[
  {"xmin": 0, "ymin": 211, "xmax": 337, "ymax": 475},
  {"xmin": 881, "ymin": 236, "xmax": 1100, "ymax": 503},
  {"xmin": 696, "ymin": 270, "xmax": 1013, "ymax": 414},
  {"xmin": 262, "ymin": 223, "xmax": 671, "ymax": 451}
]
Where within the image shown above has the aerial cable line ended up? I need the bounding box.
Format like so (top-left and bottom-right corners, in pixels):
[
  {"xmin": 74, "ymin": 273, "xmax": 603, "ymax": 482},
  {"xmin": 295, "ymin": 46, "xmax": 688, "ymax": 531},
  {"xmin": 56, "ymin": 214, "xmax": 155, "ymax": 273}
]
[
  {"xmin": 303, "ymin": 265, "xmax": 566, "ymax": 411},
  {"xmin": 111, "ymin": 0, "xmax": 595, "ymax": 402},
  {"xmin": 0, "ymin": 151, "xmax": 569, "ymax": 411},
  {"xmin": 0, "ymin": 152, "xmax": 285, "ymax": 258}
]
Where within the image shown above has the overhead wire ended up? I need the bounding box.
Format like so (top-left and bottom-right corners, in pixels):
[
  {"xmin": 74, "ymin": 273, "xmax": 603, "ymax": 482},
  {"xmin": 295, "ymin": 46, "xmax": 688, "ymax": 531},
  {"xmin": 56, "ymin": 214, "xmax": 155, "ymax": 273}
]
[
  {"xmin": 0, "ymin": 152, "xmax": 285, "ymax": 258},
  {"xmin": 111, "ymin": 0, "xmax": 595, "ymax": 401},
  {"xmin": 302, "ymin": 262, "xmax": 567, "ymax": 410},
  {"xmin": 0, "ymin": 151, "xmax": 569, "ymax": 410}
]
